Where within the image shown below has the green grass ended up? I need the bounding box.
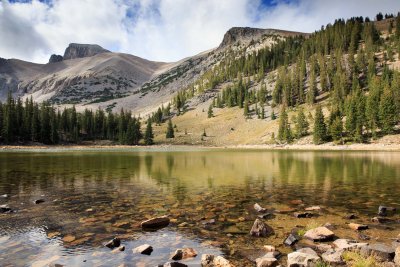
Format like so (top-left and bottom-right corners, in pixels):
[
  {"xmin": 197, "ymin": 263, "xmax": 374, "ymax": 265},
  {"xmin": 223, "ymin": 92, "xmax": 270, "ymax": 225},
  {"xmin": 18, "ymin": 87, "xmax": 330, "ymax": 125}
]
[{"xmin": 343, "ymin": 251, "xmax": 381, "ymax": 267}]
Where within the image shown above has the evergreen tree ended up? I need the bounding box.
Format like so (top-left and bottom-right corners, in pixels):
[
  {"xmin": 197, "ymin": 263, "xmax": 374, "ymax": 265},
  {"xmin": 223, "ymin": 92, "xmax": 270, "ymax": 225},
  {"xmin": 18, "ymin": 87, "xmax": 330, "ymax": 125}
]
[
  {"xmin": 294, "ymin": 107, "xmax": 309, "ymax": 138},
  {"xmin": 277, "ymin": 106, "xmax": 293, "ymax": 143},
  {"xmin": 379, "ymin": 84, "xmax": 398, "ymax": 134},
  {"xmin": 330, "ymin": 116, "xmax": 343, "ymax": 143},
  {"xmin": 208, "ymin": 104, "xmax": 213, "ymax": 118},
  {"xmin": 166, "ymin": 119, "xmax": 175, "ymax": 138},
  {"xmin": 313, "ymin": 105, "xmax": 327, "ymax": 144},
  {"xmin": 144, "ymin": 119, "xmax": 154, "ymax": 145}
]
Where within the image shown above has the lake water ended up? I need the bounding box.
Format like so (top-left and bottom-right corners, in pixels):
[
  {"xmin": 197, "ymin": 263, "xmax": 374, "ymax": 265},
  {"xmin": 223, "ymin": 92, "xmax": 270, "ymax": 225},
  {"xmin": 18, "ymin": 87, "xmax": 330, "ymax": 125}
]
[{"xmin": 0, "ymin": 148, "xmax": 399, "ymax": 266}]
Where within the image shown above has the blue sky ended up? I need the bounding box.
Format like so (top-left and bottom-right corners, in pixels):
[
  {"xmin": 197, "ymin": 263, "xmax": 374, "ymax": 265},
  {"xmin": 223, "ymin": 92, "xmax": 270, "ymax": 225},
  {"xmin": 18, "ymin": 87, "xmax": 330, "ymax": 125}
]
[{"xmin": 1, "ymin": 0, "xmax": 400, "ymax": 63}]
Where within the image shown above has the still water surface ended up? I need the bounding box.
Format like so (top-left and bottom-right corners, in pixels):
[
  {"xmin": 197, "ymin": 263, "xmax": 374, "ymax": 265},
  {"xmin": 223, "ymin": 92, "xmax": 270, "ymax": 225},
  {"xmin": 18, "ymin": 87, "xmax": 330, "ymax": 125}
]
[{"xmin": 0, "ymin": 148, "xmax": 399, "ymax": 266}]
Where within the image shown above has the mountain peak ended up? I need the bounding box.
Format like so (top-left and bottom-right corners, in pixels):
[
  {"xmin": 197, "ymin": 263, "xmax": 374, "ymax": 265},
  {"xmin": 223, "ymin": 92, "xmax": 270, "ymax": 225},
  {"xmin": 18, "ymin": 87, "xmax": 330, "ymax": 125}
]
[
  {"xmin": 63, "ymin": 43, "xmax": 110, "ymax": 60},
  {"xmin": 219, "ymin": 27, "xmax": 269, "ymax": 48}
]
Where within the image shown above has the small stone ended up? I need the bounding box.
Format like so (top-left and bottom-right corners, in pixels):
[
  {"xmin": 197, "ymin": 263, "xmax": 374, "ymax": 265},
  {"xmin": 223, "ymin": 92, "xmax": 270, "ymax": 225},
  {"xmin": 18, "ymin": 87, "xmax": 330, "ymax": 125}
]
[
  {"xmin": 305, "ymin": 206, "xmax": 321, "ymax": 211},
  {"xmin": 304, "ymin": 227, "xmax": 334, "ymax": 242},
  {"xmin": 345, "ymin": 214, "xmax": 357, "ymax": 219},
  {"xmin": 133, "ymin": 244, "xmax": 153, "ymax": 255},
  {"xmin": 333, "ymin": 239, "xmax": 368, "ymax": 251},
  {"xmin": 141, "ymin": 216, "xmax": 170, "ymax": 230},
  {"xmin": 287, "ymin": 251, "xmax": 320, "ymax": 267},
  {"xmin": 254, "ymin": 203, "xmax": 267, "ymax": 213},
  {"xmin": 293, "ymin": 212, "xmax": 313, "ymax": 218},
  {"xmin": 34, "ymin": 199, "xmax": 45, "ymax": 204},
  {"xmin": 200, "ymin": 254, "xmax": 233, "ymax": 267},
  {"xmin": 349, "ymin": 223, "xmax": 368, "ymax": 231},
  {"xmin": 171, "ymin": 248, "xmax": 197, "ymax": 260},
  {"xmin": 264, "ymin": 245, "xmax": 276, "ymax": 252},
  {"xmin": 321, "ymin": 249, "xmax": 344, "ymax": 265},
  {"xmin": 0, "ymin": 194, "xmax": 9, "ymax": 198},
  {"xmin": 255, "ymin": 256, "xmax": 278, "ymax": 267},
  {"xmin": 360, "ymin": 243, "xmax": 395, "ymax": 262},
  {"xmin": 250, "ymin": 219, "xmax": 274, "ymax": 237},
  {"xmin": 47, "ymin": 232, "xmax": 61, "ymax": 238},
  {"xmin": 202, "ymin": 219, "xmax": 216, "ymax": 225},
  {"xmin": 394, "ymin": 247, "xmax": 400, "ymax": 266},
  {"xmin": 379, "ymin": 206, "xmax": 388, "ymax": 216},
  {"xmin": 258, "ymin": 213, "xmax": 272, "ymax": 219},
  {"xmin": 284, "ymin": 234, "xmax": 299, "ymax": 246},
  {"xmin": 105, "ymin": 237, "xmax": 120, "ymax": 248},
  {"xmin": 112, "ymin": 245, "xmax": 125, "ymax": 253}
]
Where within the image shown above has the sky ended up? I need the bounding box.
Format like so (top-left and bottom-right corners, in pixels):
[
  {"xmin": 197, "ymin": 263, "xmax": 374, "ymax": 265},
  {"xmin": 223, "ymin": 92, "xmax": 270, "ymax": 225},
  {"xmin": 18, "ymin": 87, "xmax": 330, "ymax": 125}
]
[{"xmin": 1, "ymin": 0, "xmax": 400, "ymax": 64}]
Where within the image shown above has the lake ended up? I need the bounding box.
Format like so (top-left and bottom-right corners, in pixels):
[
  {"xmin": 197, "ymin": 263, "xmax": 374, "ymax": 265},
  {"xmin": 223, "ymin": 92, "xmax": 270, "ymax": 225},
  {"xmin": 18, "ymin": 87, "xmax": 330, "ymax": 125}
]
[{"xmin": 0, "ymin": 148, "xmax": 399, "ymax": 266}]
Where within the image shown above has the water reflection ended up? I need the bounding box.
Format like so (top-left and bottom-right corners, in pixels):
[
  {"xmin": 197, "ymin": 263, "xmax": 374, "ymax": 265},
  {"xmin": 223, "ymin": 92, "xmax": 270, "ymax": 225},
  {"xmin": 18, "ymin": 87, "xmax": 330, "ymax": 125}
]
[{"xmin": 0, "ymin": 149, "xmax": 400, "ymax": 266}]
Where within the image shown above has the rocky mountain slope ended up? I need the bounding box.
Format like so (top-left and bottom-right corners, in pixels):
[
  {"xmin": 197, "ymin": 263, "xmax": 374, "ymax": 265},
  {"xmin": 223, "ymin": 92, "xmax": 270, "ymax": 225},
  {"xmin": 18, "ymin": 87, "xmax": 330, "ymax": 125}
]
[{"xmin": 0, "ymin": 27, "xmax": 307, "ymax": 113}]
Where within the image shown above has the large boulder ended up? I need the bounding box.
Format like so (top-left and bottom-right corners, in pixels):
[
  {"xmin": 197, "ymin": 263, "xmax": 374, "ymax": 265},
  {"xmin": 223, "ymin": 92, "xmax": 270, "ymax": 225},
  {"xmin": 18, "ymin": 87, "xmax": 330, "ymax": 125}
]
[
  {"xmin": 304, "ymin": 227, "xmax": 334, "ymax": 242},
  {"xmin": 250, "ymin": 219, "xmax": 274, "ymax": 237},
  {"xmin": 360, "ymin": 243, "xmax": 395, "ymax": 262},
  {"xmin": 201, "ymin": 254, "xmax": 234, "ymax": 267},
  {"xmin": 287, "ymin": 251, "xmax": 320, "ymax": 267},
  {"xmin": 141, "ymin": 216, "xmax": 170, "ymax": 230}
]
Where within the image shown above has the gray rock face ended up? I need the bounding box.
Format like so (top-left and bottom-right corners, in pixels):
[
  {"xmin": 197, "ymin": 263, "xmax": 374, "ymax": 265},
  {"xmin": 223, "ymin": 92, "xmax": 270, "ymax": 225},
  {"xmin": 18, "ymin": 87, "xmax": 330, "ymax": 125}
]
[
  {"xmin": 48, "ymin": 54, "xmax": 63, "ymax": 63},
  {"xmin": 360, "ymin": 243, "xmax": 395, "ymax": 262},
  {"xmin": 63, "ymin": 43, "xmax": 110, "ymax": 60},
  {"xmin": 250, "ymin": 219, "xmax": 274, "ymax": 237}
]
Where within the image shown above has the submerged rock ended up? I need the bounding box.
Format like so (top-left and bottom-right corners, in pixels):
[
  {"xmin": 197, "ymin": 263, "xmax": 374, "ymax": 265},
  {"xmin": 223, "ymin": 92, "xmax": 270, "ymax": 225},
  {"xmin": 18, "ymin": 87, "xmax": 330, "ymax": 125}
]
[
  {"xmin": 104, "ymin": 237, "xmax": 120, "ymax": 248},
  {"xmin": 133, "ymin": 244, "xmax": 153, "ymax": 255},
  {"xmin": 171, "ymin": 248, "xmax": 197, "ymax": 260},
  {"xmin": 360, "ymin": 243, "xmax": 395, "ymax": 262},
  {"xmin": 250, "ymin": 219, "xmax": 274, "ymax": 237},
  {"xmin": 304, "ymin": 227, "xmax": 334, "ymax": 242},
  {"xmin": 161, "ymin": 262, "xmax": 188, "ymax": 267},
  {"xmin": 141, "ymin": 216, "xmax": 170, "ymax": 230}
]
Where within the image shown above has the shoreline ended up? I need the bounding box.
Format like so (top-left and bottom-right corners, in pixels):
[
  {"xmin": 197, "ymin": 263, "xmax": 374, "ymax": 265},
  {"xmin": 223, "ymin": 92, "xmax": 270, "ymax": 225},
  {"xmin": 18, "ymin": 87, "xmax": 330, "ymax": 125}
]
[{"xmin": 2, "ymin": 142, "xmax": 400, "ymax": 151}]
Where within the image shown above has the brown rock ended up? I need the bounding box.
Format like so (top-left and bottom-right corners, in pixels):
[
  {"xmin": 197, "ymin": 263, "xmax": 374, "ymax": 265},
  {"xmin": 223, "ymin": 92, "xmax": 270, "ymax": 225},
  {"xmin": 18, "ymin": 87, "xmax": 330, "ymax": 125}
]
[
  {"xmin": 133, "ymin": 244, "xmax": 153, "ymax": 255},
  {"xmin": 255, "ymin": 256, "xmax": 278, "ymax": 267},
  {"xmin": 254, "ymin": 203, "xmax": 267, "ymax": 213},
  {"xmin": 200, "ymin": 254, "xmax": 234, "ymax": 267},
  {"xmin": 304, "ymin": 227, "xmax": 334, "ymax": 242},
  {"xmin": 141, "ymin": 216, "xmax": 170, "ymax": 229},
  {"xmin": 62, "ymin": 235, "xmax": 76, "ymax": 242},
  {"xmin": 349, "ymin": 223, "xmax": 368, "ymax": 231},
  {"xmin": 171, "ymin": 248, "xmax": 198, "ymax": 260}
]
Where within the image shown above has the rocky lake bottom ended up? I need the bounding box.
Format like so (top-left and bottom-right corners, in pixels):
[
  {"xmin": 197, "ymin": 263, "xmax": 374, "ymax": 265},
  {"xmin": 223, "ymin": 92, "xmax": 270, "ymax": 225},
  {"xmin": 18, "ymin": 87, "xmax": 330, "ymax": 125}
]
[{"xmin": 0, "ymin": 148, "xmax": 400, "ymax": 266}]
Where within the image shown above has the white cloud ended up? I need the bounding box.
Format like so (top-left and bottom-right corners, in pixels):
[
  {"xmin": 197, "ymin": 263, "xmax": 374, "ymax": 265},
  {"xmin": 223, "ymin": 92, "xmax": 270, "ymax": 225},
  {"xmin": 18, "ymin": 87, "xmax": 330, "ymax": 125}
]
[{"xmin": 0, "ymin": 0, "xmax": 399, "ymax": 64}]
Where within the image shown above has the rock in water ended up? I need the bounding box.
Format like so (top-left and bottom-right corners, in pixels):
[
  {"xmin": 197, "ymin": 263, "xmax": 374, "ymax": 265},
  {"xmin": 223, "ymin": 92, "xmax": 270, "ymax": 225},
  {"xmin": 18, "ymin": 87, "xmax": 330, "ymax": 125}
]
[
  {"xmin": 254, "ymin": 203, "xmax": 267, "ymax": 213},
  {"xmin": 133, "ymin": 244, "xmax": 153, "ymax": 255},
  {"xmin": 250, "ymin": 219, "xmax": 274, "ymax": 237},
  {"xmin": 304, "ymin": 227, "xmax": 334, "ymax": 242},
  {"xmin": 104, "ymin": 237, "xmax": 120, "ymax": 248},
  {"xmin": 200, "ymin": 254, "xmax": 234, "ymax": 267},
  {"xmin": 360, "ymin": 243, "xmax": 395, "ymax": 262},
  {"xmin": 161, "ymin": 262, "xmax": 188, "ymax": 267},
  {"xmin": 34, "ymin": 199, "xmax": 45, "ymax": 204},
  {"xmin": 287, "ymin": 251, "xmax": 320, "ymax": 267},
  {"xmin": 171, "ymin": 248, "xmax": 197, "ymax": 260},
  {"xmin": 0, "ymin": 205, "xmax": 12, "ymax": 213},
  {"xmin": 141, "ymin": 216, "xmax": 170, "ymax": 230}
]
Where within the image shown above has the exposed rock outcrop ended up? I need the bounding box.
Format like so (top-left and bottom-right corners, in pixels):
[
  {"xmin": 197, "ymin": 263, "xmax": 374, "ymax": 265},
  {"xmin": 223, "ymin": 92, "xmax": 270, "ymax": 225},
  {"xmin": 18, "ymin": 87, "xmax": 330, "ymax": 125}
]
[
  {"xmin": 48, "ymin": 54, "xmax": 63, "ymax": 63},
  {"xmin": 63, "ymin": 43, "xmax": 110, "ymax": 60}
]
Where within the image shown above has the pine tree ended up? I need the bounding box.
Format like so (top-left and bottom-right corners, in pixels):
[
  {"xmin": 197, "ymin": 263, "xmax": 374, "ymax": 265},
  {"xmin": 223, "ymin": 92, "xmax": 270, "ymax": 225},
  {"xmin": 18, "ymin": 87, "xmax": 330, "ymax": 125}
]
[
  {"xmin": 294, "ymin": 107, "xmax": 309, "ymax": 138},
  {"xmin": 208, "ymin": 104, "xmax": 213, "ymax": 118},
  {"xmin": 271, "ymin": 109, "xmax": 276, "ymax": 120},
  {"xmin": 379, "ymin": 84, "xmax": 398, "ymax": 134},
  {"xmin": 330, "ymin": 116, "xmax": 343, "ymax": 143},
  {"xmin": 277, "ymin": 106, "xmax": 293, "ymax": 143},
  {"xmin": 144, "ymin": 119, "xmax": 154, "ymax": 145},
  {"xmin": 166, "ymin": 119, "xmax": 174, "ymax": 138},
  {"xmin": 313, "ymin": 105, "xmax": 327, "ymax": 144},
  {"xmin": 243, "ymin": 100, "xmax": 249, "ymax": 118}
]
